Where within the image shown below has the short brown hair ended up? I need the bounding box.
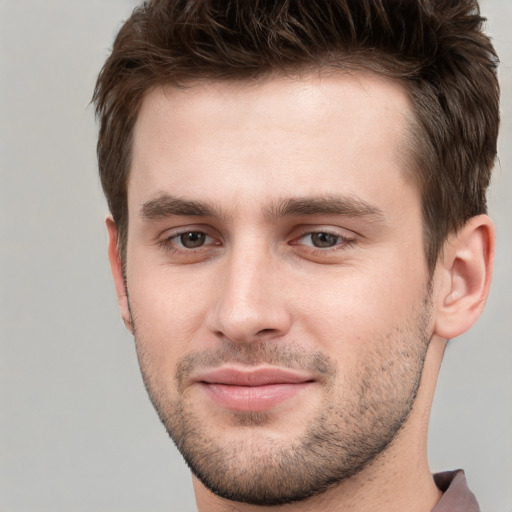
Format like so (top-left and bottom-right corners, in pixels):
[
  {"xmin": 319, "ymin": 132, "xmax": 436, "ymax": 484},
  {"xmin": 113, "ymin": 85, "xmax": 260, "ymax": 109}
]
[{"xmin": 93, "ymin": 0, "xmax": 499, "ymax": 271}]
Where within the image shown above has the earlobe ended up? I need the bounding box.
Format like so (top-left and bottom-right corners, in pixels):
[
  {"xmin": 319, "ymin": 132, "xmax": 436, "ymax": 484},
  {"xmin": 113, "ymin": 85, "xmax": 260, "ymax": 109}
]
[
  {"xmin": 434, "ymin": 215, "xmax": 495, "ymax": 340},
  {"xmin": 106, "ymin": 216, "xmax": 133, "ymax": 333}
]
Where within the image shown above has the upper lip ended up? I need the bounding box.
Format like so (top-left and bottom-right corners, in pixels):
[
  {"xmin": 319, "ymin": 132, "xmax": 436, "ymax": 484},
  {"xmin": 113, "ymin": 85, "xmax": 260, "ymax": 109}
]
[{"xmin": 192, "ymin": 367, "xmax": 315, "ymax": 386}]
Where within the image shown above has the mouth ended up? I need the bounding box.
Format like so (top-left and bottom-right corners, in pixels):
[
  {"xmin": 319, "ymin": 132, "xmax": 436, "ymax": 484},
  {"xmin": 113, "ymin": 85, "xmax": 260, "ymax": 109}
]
[{"xmin": 193, "ymin": 367, "xmax": 315, "ymax": 412}]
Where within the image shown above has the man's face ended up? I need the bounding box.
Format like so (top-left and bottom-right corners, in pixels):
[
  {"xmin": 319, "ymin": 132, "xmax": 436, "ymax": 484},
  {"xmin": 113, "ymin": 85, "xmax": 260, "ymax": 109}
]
[{"xmin": 120, "ymin": 73, "xmax": 434, "ymax": 505}]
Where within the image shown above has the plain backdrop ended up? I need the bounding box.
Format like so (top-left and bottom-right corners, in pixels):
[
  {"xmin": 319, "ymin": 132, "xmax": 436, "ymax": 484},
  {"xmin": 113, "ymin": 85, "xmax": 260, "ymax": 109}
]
[{"xmin": 1, "ymin": 1, "xmax": 511, "ymax": 511}]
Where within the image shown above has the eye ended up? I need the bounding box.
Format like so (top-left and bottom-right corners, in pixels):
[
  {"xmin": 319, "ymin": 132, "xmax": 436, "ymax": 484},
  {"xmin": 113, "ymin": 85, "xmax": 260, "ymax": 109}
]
[
  {"xmin": 308, "ymin": 232, "xmax": 340, "ymax": 248},
  {"xmin": 177, "ymin": 231, "xmax": 208, "ymax": 249},
  {"xmin": 159, "ymin": 229, "xmax": 218, "ymax": 252},
  {"xmin": 298, "ymin": 231, "xmax": 352, "ymax": 249}
]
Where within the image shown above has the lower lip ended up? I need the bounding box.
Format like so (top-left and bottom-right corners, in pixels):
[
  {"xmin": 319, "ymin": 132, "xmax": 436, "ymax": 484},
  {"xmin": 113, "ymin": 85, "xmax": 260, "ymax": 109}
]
[{"xmin": 200, "ymin": 382, "xmax": 312, "ymax": 412}]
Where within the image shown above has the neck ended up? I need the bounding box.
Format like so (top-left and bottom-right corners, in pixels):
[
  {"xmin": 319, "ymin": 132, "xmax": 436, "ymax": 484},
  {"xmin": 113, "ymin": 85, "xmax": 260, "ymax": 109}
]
[{"xmin": 194, "ymin": 337, "xmax": 447, "ymax": 512}]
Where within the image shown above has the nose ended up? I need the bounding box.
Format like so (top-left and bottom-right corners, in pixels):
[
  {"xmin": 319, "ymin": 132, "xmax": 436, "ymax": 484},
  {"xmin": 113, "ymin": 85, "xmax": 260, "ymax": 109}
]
[{"xmin": 207, "ymin": 244, "xmax": 293, "ymax": 344}]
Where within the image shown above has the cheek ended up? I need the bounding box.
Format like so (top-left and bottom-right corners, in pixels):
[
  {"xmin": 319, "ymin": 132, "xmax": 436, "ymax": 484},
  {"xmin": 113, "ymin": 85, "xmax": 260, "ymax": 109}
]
[
  {"xmin": 296, "ymin": 260, "xmax": 428, "ymax": 363},
  {"xmin": 127, "ymin": 270, "xmax": 211, "ymax": 374},
  {"xmin": 303, "ymin": 265, "xmax": 424, "ymax": 322}
]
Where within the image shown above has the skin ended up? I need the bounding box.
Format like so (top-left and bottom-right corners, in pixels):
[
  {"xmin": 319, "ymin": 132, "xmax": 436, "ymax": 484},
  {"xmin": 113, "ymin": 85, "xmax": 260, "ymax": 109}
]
[{"xmin": 107, "ymin": 72, "xmax": 494, "ymax": 511}]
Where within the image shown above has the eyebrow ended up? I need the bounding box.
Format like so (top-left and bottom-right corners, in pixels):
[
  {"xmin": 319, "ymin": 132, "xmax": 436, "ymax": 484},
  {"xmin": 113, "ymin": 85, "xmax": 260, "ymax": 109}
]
[
  {"xmin": 266, "ymin": 195, "xmax": 385, "ymax": 221},
  {"xmin": 140, "ymin": 193, "xmax": 385, "ymax": 223},
  {"xmin": 140, "ymin": 195, "xmax": 222, "ymax": 220}
]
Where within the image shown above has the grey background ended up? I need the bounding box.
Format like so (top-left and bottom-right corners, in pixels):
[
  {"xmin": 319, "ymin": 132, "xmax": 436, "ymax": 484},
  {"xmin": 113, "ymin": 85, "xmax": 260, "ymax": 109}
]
[{"xmin": 0, "ymin": 1, "xmax": 510, "ymax": 511}]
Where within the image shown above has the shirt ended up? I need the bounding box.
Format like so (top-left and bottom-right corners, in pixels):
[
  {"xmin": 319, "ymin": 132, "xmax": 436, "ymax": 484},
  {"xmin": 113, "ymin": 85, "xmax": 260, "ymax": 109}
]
[{"xmin": 432, "ymin": 470, "xmax": 480, "ymax": 512}]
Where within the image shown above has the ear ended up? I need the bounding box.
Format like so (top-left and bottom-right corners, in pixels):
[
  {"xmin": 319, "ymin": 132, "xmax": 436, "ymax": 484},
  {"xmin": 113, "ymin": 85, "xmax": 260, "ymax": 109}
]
[
  {"xmin": 106, "ymin": 216, "xmax": 133, "ymax": 333},
  {"xmin": 434, "ymin": 215, "xmax": 495, "ymax": 339}
]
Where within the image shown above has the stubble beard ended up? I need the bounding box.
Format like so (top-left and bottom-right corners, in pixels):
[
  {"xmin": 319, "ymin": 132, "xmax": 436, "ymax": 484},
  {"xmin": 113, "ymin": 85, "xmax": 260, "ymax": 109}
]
[{"xmin": 131, "ymin": 295, "xmax": 433, "ymax": 507}]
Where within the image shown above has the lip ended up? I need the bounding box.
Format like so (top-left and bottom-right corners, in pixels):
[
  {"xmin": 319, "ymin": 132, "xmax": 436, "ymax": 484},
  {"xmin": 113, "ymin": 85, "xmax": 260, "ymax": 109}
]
[{"xmin": 193, "ymin": 367, "xmax": 315, "ymax": 412}]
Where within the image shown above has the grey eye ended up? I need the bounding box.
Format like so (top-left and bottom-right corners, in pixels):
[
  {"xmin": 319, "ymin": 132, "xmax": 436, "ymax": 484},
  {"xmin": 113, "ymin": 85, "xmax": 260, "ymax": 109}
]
[
  {"xmin": 310, "ymin": 232, "xmax": 340, "ymax": 248},
  {"xmin": 179, "ymin": 232, "xmax": 206, "ymax": 248}
]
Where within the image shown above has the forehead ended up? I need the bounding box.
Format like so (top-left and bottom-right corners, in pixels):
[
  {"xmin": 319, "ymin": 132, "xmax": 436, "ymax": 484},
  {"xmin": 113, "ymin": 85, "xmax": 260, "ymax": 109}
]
[{"xmin": 129, "ymin": 72, "xmax": 416, "ymax": 213}]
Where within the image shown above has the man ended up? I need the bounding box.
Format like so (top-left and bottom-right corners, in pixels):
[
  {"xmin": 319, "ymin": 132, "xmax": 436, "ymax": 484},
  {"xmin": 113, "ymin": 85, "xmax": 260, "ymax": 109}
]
[{"xmin": 93, "ymin": 1, "xmax": 499, "ymax": 510}]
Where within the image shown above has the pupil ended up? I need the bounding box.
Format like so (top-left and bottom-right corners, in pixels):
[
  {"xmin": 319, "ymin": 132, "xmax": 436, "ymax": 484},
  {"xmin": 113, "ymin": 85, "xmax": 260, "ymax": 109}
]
[
  {"xmin": 312, "ymin": 232, "xmax": 337, "ymax": 247},
  {"xmin": 181, "ymin": 232, "xmax": 205, "ymax": 248}
]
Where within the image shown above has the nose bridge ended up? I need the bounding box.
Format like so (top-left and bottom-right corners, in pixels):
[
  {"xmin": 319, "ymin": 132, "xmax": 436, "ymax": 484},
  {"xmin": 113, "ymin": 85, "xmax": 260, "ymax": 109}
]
[{"xmin": 209, "ymin": 237, "xmax": 291, "ymax": 343}]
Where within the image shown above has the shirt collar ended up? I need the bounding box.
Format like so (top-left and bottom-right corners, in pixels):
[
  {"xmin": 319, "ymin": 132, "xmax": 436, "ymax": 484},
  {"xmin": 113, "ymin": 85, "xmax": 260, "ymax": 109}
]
[{"xmin": 432, "ymin": 470, "xmax": 480, "ymax": 512}]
